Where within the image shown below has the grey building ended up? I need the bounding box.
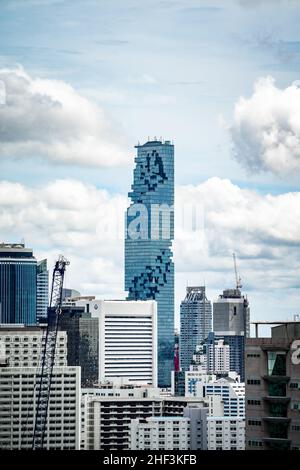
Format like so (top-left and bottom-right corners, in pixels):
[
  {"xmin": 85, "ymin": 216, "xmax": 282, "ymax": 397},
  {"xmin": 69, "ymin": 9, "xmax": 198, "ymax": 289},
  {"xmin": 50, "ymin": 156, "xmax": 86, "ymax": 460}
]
[
  {"xmin": 36, "ymin": 259, "xmax": 48, "ymax": 321},
  {"xmin": 213, "ymin": 288, "xmax": 250, "ymax": 337},
  {"xmin": 246, "ymin": 322, "xmax": 300, "ymax": 450},
  {"xmin": 180, "ymin": 286, "xmax": 212, "ymax": 371},
  {"xmin": 183, "ymin": 406, "xmax": 208, "ymax": 450},
  {"xmin": 213, "ymin": 288, "xmax": 250, "ymax": 381},
  {"xmin": 59, "ymin": 306, "xmax": 99, "ymax": 387},
  {"xmin": 0, "ymin": 243, "xmax": 37, "ymax": 324}
]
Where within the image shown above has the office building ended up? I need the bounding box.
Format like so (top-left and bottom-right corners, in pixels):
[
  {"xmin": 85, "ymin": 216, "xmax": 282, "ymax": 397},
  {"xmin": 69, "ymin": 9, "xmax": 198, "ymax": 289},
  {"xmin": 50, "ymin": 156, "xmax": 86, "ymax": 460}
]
[
  {"xmin": 59, "ymin": 305, "xmax": 99, "ymax": 387},
  {"xmin": 125, "ymin": 139, "xmax": 174, "ymax": 388},
  {"xmin": 0, "ymin": 243, "xmax": 37, "ymax": 324},
  {"xmin": 171, "ymin": 370, "xmax": 186, "ymax": 397},
  {"xmin": 36, "ymin": 259, "xmax": 48, "ymax": 321},
  {"xmin": 130, "ymin": 417, "xmax": 190, "ymax": 450},
  {"xmin": 72, "ymin": 299, "xmax": 157, "ymax": 386},
  {"xmin": 246, "ymin": 322, "xmax": 300, "ymax": 450},
  {"xmin": 204, "ymin": 378, "xmax": 245, "ymax": 418},
  {"xmin": 180, "ymin": 286, "xmax": 212, "ymax": 371},
  {"xmin": 185, "ymin": 368, "xmax": 216, "ymax": 397},
  {"xmin": 0, "ymin": 325, "xmax": 81, "ymax": 450}
]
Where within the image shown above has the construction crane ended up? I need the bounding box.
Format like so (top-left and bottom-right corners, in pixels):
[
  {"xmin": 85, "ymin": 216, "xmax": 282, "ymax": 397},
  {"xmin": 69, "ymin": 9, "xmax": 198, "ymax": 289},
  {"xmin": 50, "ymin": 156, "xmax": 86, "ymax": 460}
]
[
  {"xmin": 232, "ymin": 252, "xmax": 242, "ymax": 290},
  {"xmin": 32, "ymin": 255, "xmax": 70, "ymax": 450}
]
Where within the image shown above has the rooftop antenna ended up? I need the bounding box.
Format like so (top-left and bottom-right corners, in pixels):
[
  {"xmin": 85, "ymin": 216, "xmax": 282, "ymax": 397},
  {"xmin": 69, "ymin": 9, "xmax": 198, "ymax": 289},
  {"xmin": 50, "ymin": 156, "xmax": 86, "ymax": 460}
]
[{"xmin": 232, "ymin": 252, "xmax": 242, "ymax": 290}]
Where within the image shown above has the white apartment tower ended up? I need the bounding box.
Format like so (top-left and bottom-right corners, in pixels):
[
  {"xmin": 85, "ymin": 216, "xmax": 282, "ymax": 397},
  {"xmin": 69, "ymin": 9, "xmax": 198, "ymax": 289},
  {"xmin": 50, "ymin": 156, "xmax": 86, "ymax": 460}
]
[{"xmin": 207, "ymin": 339, "xmax": 230, "ymax": 374}]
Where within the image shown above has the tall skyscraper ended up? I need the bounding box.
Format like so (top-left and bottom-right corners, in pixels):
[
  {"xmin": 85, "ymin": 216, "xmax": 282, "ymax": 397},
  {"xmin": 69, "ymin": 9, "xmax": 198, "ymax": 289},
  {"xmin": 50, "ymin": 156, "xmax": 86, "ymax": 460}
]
[
  {"xmin": 213, "ymin": 288, "xmax": 250, "ymax": 381},
  {"xmin": 36, "ymin": 259, "xmax": 48, "ymax": 321},
  {"xmin": 125, "ymin": 139, "xmax": 174, "ymax": 387},
  {"xmin": 180, "ymin": 286, "xmax": 212, "ymax": 371},
  {"xmin": 0, "ymin": 243, "xmax": 37, "ymax": 324}
]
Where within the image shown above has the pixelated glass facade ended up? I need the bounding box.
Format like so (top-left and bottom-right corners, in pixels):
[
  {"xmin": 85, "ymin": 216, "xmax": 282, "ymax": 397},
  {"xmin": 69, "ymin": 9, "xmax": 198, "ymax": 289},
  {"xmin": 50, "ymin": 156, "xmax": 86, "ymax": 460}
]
[{"xmin": 125, "ymin": 140, "xmax": 174, "ymax": 387}]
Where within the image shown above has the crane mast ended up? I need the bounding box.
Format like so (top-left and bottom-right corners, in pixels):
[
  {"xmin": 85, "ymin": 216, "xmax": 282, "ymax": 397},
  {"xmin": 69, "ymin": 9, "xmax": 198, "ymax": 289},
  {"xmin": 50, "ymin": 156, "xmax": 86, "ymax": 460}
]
[
  {"xmin": 232, "ymin": 252, "xmax": 242, "ymax": 290},
  {"xmin": 32, "ymin": 255, "xmax": 70, "ymax": 450}
]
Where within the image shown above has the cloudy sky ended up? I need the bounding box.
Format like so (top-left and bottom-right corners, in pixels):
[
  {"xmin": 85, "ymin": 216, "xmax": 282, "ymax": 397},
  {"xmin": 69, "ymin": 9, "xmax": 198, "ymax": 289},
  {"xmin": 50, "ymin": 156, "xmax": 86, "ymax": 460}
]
[{"xmin": 1, "ymin": 0, "xmax": 300, "ymax": 333}]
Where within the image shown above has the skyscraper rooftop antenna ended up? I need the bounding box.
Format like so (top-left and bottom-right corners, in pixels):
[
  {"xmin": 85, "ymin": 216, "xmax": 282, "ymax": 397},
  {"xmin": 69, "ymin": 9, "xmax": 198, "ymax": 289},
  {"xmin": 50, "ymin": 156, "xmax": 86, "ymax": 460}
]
[{"xmin": 233, "ymin": 252, "xmax": 242, "ymax": 290}]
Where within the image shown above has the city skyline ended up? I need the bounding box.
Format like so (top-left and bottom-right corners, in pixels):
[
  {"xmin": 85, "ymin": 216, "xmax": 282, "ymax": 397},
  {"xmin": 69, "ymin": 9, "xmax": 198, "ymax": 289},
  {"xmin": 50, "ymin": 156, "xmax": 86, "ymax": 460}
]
[{"xmin": 0, "ymin": 1, "xmax": 300, "ymax": 330}]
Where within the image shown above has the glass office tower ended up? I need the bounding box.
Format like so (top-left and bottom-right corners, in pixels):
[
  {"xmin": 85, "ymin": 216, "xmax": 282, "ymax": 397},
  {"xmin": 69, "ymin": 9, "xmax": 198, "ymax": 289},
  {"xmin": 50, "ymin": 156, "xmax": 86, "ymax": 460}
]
[
  {"xmin": 180, "ymin": 286, "xmax": 212, "ymax": 371},
  {"xmin": 36, "ymin": 259, "xmax": 49, "ymax": 322},
  {"xmin": 0, "ymin": 243, "xmax": 37, "ymax": 324},
  {"xmin": 125, "ymin": 140, "xmax": 174, "ymax": 387}
]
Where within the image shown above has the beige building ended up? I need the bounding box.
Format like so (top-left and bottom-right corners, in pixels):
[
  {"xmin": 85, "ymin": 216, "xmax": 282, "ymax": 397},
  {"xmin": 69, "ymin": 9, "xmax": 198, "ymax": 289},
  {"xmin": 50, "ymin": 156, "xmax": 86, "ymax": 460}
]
[{"xmin": 245, "ymin": 322, "xmax": 300, "ymax": 450}]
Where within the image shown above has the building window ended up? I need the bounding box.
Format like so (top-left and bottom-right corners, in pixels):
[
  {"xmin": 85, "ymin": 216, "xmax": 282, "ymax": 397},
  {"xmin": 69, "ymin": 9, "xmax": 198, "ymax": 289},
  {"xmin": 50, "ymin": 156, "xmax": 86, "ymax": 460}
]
[
  {"xmin": 247, "ymin": 400, "xmax": 261, "ymax": 406},
  {"xmin": 267, "ymin": 351, "xmax": 286, "ymax": 376},
  {"xmin": 248, "ymin": 420, "xmax": 261, "ymax": 426},
  {"xmin": 248, "ymin": 440, "xmax": 263, "ymax": 447},
  {"xmin": 247, "ymin": 379, "xmax": 261, "ymax": 385}
]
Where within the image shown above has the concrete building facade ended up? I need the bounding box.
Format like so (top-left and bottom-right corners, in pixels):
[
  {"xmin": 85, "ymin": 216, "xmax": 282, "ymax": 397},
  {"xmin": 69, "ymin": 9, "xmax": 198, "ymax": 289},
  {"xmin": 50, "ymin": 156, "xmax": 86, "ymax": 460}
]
[
  {"xmin": 246, "ymin": 322, "xmax": 300, "ymax": 450},
  {"xmin": 0, "ymin": 325, "xmax": 81, "ymax": 450}
]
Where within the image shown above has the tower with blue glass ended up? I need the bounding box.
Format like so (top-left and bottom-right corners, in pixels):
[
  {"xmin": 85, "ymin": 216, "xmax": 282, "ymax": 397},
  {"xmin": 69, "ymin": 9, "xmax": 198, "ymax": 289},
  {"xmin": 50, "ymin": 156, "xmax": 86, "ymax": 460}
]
[
  {"xmin": 0, "ymin": 243, "xmax": 37, "ymax": 324},
  {"xmin": 125, "ymin": 139, "xmax": 174, "ymax": 387}
]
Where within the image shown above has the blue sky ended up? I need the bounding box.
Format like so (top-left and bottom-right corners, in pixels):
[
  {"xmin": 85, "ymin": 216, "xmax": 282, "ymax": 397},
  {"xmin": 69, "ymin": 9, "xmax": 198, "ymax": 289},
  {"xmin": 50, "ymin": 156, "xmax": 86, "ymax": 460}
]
[{"xmin": 1, "ymin": 0, "xmax": 300, "ymax": 333}]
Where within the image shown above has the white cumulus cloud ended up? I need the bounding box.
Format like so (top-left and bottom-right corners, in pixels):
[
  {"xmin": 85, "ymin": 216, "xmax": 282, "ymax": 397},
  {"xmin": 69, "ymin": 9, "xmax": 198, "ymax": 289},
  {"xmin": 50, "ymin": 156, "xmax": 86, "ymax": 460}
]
[
  {"xmin": 0, "ymin": 177, "xmax": 300, "ymax": 300},
  {"xmin": 0, "ymin": 67, "xmax": 130, "ymax": 167},
  {"xmin": 231, "ymin": 76, "xmax": 300, "ymax": 176}
]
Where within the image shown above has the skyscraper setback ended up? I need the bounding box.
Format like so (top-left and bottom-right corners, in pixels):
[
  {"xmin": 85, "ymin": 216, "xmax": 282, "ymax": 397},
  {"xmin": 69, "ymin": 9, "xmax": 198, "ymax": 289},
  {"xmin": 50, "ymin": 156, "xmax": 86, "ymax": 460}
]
[{"xmin": 125, "ymin": 140, "xmax": 174, "ymax": 387}]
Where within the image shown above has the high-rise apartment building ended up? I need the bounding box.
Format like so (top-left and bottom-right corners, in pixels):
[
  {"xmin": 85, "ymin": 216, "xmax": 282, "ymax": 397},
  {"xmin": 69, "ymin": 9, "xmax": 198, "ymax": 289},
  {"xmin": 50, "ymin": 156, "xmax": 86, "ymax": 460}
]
[
  {"xmin": 180, "ymin": 286, "xmax": 212, "ymax": 371},
  {"xmin": 0, "ymin": 243, "xmax": 37, "ymax": 324},
  {"xmin": 245, "ymin": 322, "xmax": 300, "ymax": 450},
  {"xmin": 125, "ymin": 140, "xmax": 174, "ymax": 388},
  {"xmin": 0, "ymin": 325, "xmax": 81, "ymax": 450},
  {"xmin": 207, "ymin": 338, "xmax": 230, "ymax": 374},
  {"xmin": 36, "ymin": 259, "xmax": 48, "ymax": 321}
]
